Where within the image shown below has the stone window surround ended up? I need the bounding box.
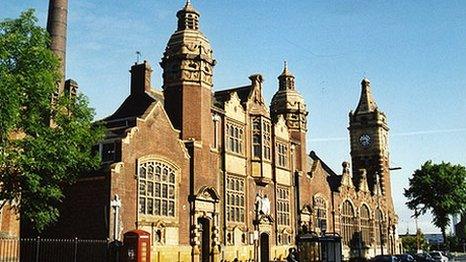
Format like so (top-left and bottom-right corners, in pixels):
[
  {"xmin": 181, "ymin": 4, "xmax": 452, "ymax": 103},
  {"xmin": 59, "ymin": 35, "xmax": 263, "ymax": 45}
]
[
  {"xmin": 251, "ymin": 116, "xmax": 272, "ymax": 161},
  {"xmin": 226, "ymin": 175, "xmax": 245, "ymax": 223},
  {"xmin": 360, "ymin": 204, "xmax": 372, "ymax": 245},
  {"xmin": 341, "ymin": 200, "xmax": 355, "ymax": 245},
  {"xmin": 275, "ymin": 140, "xmax": 289, "ymax": 168},
  {"xmin": 375, "ymin": 208, "xmax": 386, "ymax": 243},
  {"xmin": 137, "ymin": 157, "xmax": 180, "ymax": 223},
  {"xmin": 313, "ymin": 196, "xmax": 327, "ymax": 232},
  {"xmin": 225, "ymin": 120, "xmax": 244, "ymax": 155},
  {"xmin": 277, "ymin": 186, "xmax": 291, "ymax": 226}
]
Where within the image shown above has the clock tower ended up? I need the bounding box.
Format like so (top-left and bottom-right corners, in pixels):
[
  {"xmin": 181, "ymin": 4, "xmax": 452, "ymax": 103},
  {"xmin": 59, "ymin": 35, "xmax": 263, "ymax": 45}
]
[{"xmin": 349, "ymin": 78, "xmax": 391, "ymax": 198}]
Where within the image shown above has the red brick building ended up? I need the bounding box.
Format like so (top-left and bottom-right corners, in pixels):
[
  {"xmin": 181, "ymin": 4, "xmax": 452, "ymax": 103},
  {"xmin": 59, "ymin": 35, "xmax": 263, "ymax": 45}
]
[{"xmin": 35, "ymin": 2, "xmax": 400, "ymax": 261}]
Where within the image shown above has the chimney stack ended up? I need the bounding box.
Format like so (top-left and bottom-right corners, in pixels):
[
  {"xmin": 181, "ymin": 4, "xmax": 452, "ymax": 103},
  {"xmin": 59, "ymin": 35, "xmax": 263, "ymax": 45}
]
[
  {"xmin": 47, "ymin": 0, "xmax": 68, "ymax": 93},
  {"xmin": 130, "ymin": 61, "xmax": 153, "ymax": 95}
]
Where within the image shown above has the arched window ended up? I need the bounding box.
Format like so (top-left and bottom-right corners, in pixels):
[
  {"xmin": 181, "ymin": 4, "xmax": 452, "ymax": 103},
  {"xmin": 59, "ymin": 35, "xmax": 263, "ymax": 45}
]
[
  {"xmin": 360, "ymin": 204, "xmax": 371, "ymax": 245},
  {"xmin": 314, "ymin": 196, "xmax": 327, "ymax": 232},
  {"xmin": 341, "ymin": 200, "xmax": 355, "ymax": 245},
  {"xmin": 138, "ymin": 160, "xmax": 176, "ymax": 217},
  {"xmin": 375, "ymin": 208, "xmax": 386, "ymax": 245}
]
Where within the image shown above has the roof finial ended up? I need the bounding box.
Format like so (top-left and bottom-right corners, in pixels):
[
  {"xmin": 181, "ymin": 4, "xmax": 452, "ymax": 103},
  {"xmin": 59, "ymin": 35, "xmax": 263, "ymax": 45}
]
[{"xmin": 280, "ymin": 60, "xmax": 291, "ymax": 76}]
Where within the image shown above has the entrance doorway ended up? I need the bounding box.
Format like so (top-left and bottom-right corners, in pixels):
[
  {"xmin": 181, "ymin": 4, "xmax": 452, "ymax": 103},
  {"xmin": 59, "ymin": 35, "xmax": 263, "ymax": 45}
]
[
  {"xmin": 198, "ymin": 217, "xmax": 211, "ymax": 262},
  {"xmin": 260, "ymin": 233, "xmax": 270, "ymax": 262}
]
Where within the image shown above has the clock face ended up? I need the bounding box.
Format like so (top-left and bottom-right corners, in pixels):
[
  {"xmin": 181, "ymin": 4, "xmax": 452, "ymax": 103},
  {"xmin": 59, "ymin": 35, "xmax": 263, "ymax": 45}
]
[{"xmin": 359, "ymin": 134, "xmax": 372, "ymax": 147}]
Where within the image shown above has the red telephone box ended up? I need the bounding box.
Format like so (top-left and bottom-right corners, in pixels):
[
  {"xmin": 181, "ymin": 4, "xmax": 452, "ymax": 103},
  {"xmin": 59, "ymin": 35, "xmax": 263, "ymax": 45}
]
[{"xmin": 123, "ymin": 229, "xmax": 151, "ymax": 262}]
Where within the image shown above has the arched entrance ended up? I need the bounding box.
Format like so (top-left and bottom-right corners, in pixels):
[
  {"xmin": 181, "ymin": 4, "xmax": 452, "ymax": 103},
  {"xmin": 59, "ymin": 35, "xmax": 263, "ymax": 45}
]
[
  {"xmin": 198, "ymin": 217, "xmax": 211, "ymax": 262},
  {"xmin": 192, "ymin": 186, "xmax": 221, "ymax": 262},
  {"xmin": 260, "ymin": 233, "xmax": 270, "ymax": 262}
]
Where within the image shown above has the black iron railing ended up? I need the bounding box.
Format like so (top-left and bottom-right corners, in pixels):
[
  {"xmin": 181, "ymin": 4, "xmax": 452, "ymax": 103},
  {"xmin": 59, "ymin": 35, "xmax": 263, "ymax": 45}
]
[{"xmin": 0, "ymin": 237, "xmax": 116, "ymax": 262}]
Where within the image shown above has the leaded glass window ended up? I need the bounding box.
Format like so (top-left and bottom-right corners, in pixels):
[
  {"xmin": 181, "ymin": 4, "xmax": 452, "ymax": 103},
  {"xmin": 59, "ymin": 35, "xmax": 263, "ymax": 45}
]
[
  {"xmin": 263, "ymin": 121, "xmax": 271, "ymax": 160},
  {"xmin": 341, "ymin": 200, "xmax": 355, "ymax": 245},
  {"xmin": 276, "ymin": 142, "xmax": 288, "ymax": 168},
  {"xmin": 360, "ymin": 204, "xmax": 371, "ymax": 245},
  {"xmin": 277, "ymin": 187, "xmax": 290, "ymax": 225},
  {"xmin": 226, "ymin": 176, "xmax": 245, "ymax": 222},
  {"xmin": 138, "ymin": 161, "xmax": 176, "ymax": 217},
  {"xmin": 226, "ymin": 122, "xmax": 244, "ymax": 154},
  {"xmin": 252, "ymin": 118, "xmax": 261, "ymax": 158},
  {"xmin": 375, "ymin": 208, "xmax": 385, "ymax": 244},
  {"xmin": 314, "ymin": 196, "xmax": 327, "ymax": 231}
]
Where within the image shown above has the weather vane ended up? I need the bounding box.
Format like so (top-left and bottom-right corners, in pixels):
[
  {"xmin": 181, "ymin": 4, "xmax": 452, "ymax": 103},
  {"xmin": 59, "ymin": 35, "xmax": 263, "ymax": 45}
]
[{"xmin": 136, "ymin": 51, "xmax": 141, "ymax": 63}]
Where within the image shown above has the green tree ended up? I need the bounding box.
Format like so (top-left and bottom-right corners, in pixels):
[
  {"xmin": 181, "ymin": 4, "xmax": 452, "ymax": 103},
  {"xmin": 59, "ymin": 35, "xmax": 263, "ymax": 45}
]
[
  {"xmin": 401, "ymin": 230, "xmax": 430, "ymax": 253},
  {"xmin": 404, "ymin": 161, "xmax": 466, "ymax": 246},
  {"xmin": 0, "ymin": 10, "xmax": 104, "ymax": 231}
]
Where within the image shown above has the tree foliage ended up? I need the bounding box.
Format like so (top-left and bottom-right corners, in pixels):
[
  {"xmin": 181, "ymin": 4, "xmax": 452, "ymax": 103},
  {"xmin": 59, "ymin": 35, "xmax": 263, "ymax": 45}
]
[
  {"xmin": 404, "ymin": 161, "xmax": 466, "ymax": 243},
  {"xmin": 0, "ymin": 10, "xmax": 104, "ymax": 231},
  {"xmin": 401, "ymin": 230, "xmax": 430, "ymax": 253}
]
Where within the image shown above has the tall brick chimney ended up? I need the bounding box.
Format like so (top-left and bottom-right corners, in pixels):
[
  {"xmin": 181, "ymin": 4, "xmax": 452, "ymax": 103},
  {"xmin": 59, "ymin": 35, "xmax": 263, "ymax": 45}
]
[
  {"xmin": 47, "ymin": 0, "xmax": 68, "ymax": 93},
  {"xmin": 130, "ymin": 61, "xmax": 153, "ymax": 96}
]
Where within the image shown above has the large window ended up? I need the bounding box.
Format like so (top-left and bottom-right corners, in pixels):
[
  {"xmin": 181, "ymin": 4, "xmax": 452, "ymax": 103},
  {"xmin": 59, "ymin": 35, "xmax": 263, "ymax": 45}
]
[
  {"xmin": 341, "ymin": 200, "xmax": 355, "ymax": 245},
  {"xmin": 226, "ymin": 176, "xmax": 245, "ymax": 222},
  {"xmin": 276, "ymin": 142, "xmax": 288, "ymax": 168},
  {"xmin": 251, "ymin": 117, "xmax": 272, "ymax": 160},
  {"xmin": 314, "ymin": 196, "xmax": 327, "ymax": 232},
  {"xmin": 226, "ymin": 122, "xmax": 243, "ymax": 154},
  {"xmin": 360, "ymin": 204, "xmax": 371, "ymax": 245},
  {"xmin": 375, "ymin": 208, "xmax": 385, "ymax": 244},
  {"xmin": 263, "ymin": 121, "xmax": 271, "ymax": 160},
  {"xmin": 138, "ymin": 161, "xmax": 176, "ymax": 217},
  {"xmin": 277, "ymin": 187, "xmax": 291, "ymax": 226},
  {"xmin": 252, "ymin": 118, "xmax": 261, "ymax": 158}
]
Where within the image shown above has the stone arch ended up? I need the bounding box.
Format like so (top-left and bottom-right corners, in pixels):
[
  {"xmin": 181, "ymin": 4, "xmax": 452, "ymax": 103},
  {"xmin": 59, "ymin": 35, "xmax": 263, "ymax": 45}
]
[
  {"xmin": 196, "ymin": 186, "xmax": 220, "ymax": 202},
  {"xmin": 191, "ymin": 186, "xmax": 221, "ymax": 262},
  {"xmin": 299, "ymin": 204, "xmax": 312, "ymax": 233}
]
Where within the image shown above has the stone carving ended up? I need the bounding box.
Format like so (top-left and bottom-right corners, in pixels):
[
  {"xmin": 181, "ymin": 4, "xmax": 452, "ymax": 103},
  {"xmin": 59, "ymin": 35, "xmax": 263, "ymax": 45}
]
[{"xmin": 255, "ymin": 193, "xmax": 271, "ymax": 216}]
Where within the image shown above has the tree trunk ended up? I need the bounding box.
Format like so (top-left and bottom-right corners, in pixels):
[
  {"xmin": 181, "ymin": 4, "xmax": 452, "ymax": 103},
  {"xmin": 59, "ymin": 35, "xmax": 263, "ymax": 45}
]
[{"xmin": 442, "ymin": 227, "xmax": 447, "ymax": 250}]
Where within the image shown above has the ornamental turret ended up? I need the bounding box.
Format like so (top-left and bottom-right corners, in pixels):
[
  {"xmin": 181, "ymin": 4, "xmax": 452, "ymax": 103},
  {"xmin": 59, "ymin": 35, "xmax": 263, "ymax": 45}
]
[
  {"xmin": 160, "ymin": 0, "xmax": 215, "ymax": 141},
  {"xmin": 271, "ymin": 62, "xmax": 308, "ymax": 172}
]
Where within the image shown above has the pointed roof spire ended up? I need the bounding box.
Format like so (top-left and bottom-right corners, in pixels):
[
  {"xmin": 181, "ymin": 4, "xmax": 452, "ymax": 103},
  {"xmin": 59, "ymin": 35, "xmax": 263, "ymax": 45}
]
[
  {"xmin": 182, "ymin": 0, "xmax": 195, "ymax": 12},
  {"xmin": 280, "ymin": 60, "xmax": 293, "ymax": 77},
  {"xmin": 354, "ymin": 77, "xmax": 378, "ymax": 113},
  {"xmin": 278, "ymin": 61, "xmax": 295, "ymax": 90}
]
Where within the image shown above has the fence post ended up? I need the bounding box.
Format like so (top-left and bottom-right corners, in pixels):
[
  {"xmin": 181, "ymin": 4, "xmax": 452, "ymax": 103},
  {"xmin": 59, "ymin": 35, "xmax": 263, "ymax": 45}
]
[
  {"xmin": 74, "ymin": 237, "xmax": 78, "ymax": 262},
  {"xmin": 35, "ymin": 236, "xmax": 40, "ymax": 262}
]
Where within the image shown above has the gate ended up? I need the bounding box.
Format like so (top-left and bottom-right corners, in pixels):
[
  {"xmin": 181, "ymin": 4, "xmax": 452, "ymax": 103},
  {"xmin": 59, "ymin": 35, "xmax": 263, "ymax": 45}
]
[{"xmin": 297, "ymin": 232, "xmax": 342, "ymax": 262}]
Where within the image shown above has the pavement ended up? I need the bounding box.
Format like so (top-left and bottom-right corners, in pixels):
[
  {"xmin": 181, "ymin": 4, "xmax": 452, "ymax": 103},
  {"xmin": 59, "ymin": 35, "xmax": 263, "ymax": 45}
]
[{"xmin": 452, "ymin": 254, "xmax": 466, "ymax": 261}]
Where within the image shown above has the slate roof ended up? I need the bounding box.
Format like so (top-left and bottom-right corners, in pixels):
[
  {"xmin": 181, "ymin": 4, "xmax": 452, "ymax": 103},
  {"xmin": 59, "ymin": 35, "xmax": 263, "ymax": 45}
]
[
  {"xmin": 213, "ymin": 85, "xmax": 252, "ymax": 108},
  {"xmin": 101, "ymin": 90, "xmax": 162, "ymax": 139}
]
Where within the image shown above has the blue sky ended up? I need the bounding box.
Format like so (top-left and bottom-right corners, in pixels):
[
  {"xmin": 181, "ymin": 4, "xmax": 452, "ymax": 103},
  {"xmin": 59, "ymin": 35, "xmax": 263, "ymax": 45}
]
[{"xmin": 3, "ymin": 1, "xmax": 466, "ymax": 234}]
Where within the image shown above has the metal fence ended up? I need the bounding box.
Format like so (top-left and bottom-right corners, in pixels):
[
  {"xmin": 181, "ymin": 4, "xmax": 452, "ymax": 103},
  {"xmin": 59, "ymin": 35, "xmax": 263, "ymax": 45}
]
[{"xmin": 0, "ymin": 237, "xmax": 115, "ymax": 262}]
